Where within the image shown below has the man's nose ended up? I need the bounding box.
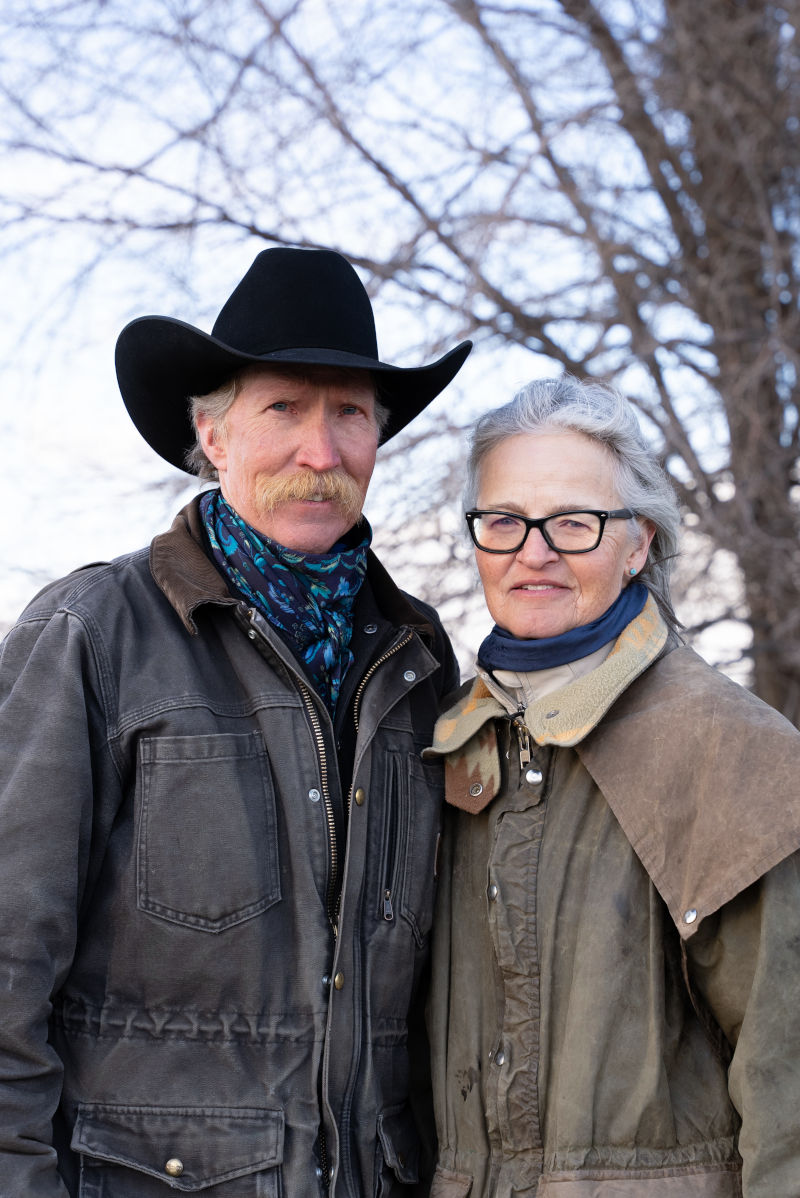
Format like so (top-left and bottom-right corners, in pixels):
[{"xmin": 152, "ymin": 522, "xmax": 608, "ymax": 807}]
[
  {"xmin": 515, "ymin": 526, "xmax": 560, "ymax": 567},
  {"xmin": 295, "ymin": 413, "xmax": 342, "ymax": 471}
]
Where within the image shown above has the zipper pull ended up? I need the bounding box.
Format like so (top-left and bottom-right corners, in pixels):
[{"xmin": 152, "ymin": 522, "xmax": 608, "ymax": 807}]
[
  {"xmin": 515, "ymin": 713, "xmax": 532, "ymax": 769},
  {"xmin": 383, "ymin": 889, "xmax": 395, "ymax": 921}
]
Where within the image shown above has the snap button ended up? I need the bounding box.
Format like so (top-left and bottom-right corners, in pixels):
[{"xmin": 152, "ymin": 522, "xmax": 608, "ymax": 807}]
[
  {"xmin": 308, "ymin": 788, "xmax": 321, "ymax": 803},
  {"xmin": 469, "ymin": 782, "xmax": 483, "ymax": 797},
  {"xmin": 545, "ymin": 710, "xmax": 559, "ymax": 719},
  {"xmin": 403, "ymin": 670, "xmax": 416, "ymax": 683},
  {"xmin": 494, "ymin": 1049, "xmax": 506, "ymax": 1066},
  {"xmin": 322, "ymin": 974, "xmax": 332, "ymax": 989},
  {"xmin": 165, "ymin": 1159, "xmax": 184, "ymax": 1177},
  {"xmin": 354, "ymin": 787, "xmax": 366, "ymax": 806},
  {"xmin": 364, "ymin": 622, "xmax": 378, "ymax": 634},
  {"xmin": 683, "ymin": 908, "xmax": 698, "ymax": 925},
  {"xmin": 334, "ymin": 972, "xmax": 345, "ymax": 990},
  {"xmin": 525, "ymin": 768, "xmax": 543, "ymax": 785},
  {"xmin": 247, "ymin": 629, "xmax": 257, "ymax": 640},
  {"xmin": 487, "ymin": 883, "xmax": 498, "ymax": 901}
]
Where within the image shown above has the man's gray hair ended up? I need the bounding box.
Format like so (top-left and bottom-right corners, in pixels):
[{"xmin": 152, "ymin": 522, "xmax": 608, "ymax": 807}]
[
  {"xmin": 465, "ymin": 374, "xmax": 682, "ymax": 631},
  {"xmin": 185, "ymin": 365, "xmax": 390, "ymax": 480}
]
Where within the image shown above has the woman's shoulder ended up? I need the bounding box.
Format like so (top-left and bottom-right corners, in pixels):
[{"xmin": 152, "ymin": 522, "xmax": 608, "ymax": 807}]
[{"xmin": 634, "ymin": 642, "xmax": 800, "ymax": 737}]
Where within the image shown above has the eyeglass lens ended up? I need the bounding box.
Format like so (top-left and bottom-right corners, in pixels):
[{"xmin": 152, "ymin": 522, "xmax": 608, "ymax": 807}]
[{"xmin": 472, "ymin": 511, "xmax": 604, "ymax": 552}]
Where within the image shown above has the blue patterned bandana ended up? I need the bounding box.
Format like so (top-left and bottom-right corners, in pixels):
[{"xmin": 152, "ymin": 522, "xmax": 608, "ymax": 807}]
[{"xmin": 200, "ymin": 489, "xmax": 370, "ymax": 714}]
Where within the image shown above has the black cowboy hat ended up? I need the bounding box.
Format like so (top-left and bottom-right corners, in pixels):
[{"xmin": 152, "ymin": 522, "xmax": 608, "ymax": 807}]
[{"xmin": 115, "ymin": 246, "xmax": 472, "ymax": 472}]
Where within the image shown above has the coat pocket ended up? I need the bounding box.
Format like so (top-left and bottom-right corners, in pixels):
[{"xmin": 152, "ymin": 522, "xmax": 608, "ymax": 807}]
[
  {"xmin": 137, "ymin": 732, "xmax": 280, "ymax": 932},
  {"xmin": 375, "ymin": 752, "xmax": 443, "ymax": 947},
  {"xmin": 73, "ymin": 1103, "xmax": 284, "ymax": 1196},
  {"xmin": 374, "ymin": 1102, "xmax": 421, "ymax": 1196}
]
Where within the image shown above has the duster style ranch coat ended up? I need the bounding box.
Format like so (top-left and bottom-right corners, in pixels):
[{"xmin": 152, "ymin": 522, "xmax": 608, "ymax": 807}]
[
  {"xmin": 0, "ymin": 497, "xmax": 458, "ymax": 1198},
  {"xmin": 425, "ymin": 599, "xmax": 800, "ymax": 1198}
]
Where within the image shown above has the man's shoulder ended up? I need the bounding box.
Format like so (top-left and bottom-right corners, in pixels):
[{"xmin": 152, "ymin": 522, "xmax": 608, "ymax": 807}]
[{"xmin": 14, "ymin": 548, "xmax": 154, "ymax": 628}]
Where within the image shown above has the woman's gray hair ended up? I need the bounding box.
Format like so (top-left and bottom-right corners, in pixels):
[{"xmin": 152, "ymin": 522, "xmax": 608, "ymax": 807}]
[
  {"xmin": 465, "ymin": 374, "xmax": 682, "ymax": 631},
  {"xmin": 185, "ymin": 365, "xmax": 390, "ymax": 480}
]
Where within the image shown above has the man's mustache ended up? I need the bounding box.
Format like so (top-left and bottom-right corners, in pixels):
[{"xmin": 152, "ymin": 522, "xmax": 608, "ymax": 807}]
[{"xmin": 255, "ymin": 468, "xmax": 365, "ymax": 525}]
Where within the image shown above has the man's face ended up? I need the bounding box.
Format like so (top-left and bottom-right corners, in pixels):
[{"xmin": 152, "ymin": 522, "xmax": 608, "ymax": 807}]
[{"xmin": 197, "ymin": 367, "xmax": 380, "ymax": 553}]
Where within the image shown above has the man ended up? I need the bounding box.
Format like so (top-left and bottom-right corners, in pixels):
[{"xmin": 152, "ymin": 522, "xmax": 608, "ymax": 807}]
[{"xmin": 0, "ymin": 247, "xmax": 471, "ymax": 1196}]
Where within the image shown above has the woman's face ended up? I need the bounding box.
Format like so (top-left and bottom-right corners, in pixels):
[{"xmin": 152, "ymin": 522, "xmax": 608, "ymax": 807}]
[{"xmin": 474, "ymin": 430, "xmax": 654, "ymax": 640}]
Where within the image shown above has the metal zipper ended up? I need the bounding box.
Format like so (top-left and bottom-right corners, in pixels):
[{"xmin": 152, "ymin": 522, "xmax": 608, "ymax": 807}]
[
  {"xmin": 345, "ymin": 628, "xmax": 413, "ymax": 816},
  {"xmin": 299, "ymin": 680, "xmax": 340, "ymax": 938},
  {"xmin": 318, "ymin": 1126, "xmax": 330, "ymax": 1192},
  {"xmin": 240, "ymin": 607, "xmax": 337, "ymax": 1190},
  {"xmin": 241, "ymin": 607, "xmax": 340, "ymax": 938},
  {"xmin": 351, "ymin": 629, "xmax": 414, "ymax": 738},
  {"xmin": 513, "ymin": 707, "xmax": 532, "ymax": 770}
]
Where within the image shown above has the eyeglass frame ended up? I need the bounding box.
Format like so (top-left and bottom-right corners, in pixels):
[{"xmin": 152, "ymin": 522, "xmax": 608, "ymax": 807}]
[{"xmin": 465, "ymin": 508, "xmax": 636, "ymax": 555}]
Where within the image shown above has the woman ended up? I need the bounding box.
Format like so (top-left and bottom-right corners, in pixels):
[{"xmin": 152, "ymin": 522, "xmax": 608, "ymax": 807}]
[{"xmin": 426, "ymin": 376, "xmax": 800, "ymax": 1198}]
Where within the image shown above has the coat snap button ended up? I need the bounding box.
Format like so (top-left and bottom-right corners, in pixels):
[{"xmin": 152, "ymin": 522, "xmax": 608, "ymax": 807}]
[
  {"xmin": 487, "ymin": 883, "xmax": 498, "ymax": 901},
  {"xmin": 683, "ymin": 908, "xmax": 698, "ymax": 925},
  {"xmin": 494, "ymin": 1049, "xmax": 506, "ymax": 1066},
  {"xmin": 334, "ymin": 972, "xmax": 345, "ymax": 990},
  {"xmin": 403, "ymin": 670, "xmax": 416, "ymax": 682},
  {"xmin": 354, "ymin": 787, "xmax": 366, "ymax": 806},
  {"xmin": 469, "ymin": 783, "xmax": 483, "ymax": 797},
  {"xmin": 165, "ymin": 1159, "xmax": 184, "ymax": 1177},
  {"xmin": 525, "ymin": 768, "xmax": 543, "ymax": 785},
  {"xmin": 308, "ymin": 788, "xmax": 321, "ymax": 803},
  {"xmin": 364, "ymin": 623, "xmax": 378, "ymax": 634}
]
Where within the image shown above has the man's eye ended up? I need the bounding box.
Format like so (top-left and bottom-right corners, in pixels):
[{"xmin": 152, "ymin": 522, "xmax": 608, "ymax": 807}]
[
  {"xmin": 268, "ymin": 401, "xmax": 289, "ymax": 412},
  {"xmin": 340, "ymin": 405, "xmax": 360, "ymax": 416}
]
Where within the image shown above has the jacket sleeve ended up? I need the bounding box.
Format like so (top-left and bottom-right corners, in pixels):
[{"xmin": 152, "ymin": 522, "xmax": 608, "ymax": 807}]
[
  {"xmin": 685, "ymin": 850, "xmax": 800, "ymax": 1197},
  {"xmin": 0, "ymin": 609, "xmax": 116, "ymax": 1196}
]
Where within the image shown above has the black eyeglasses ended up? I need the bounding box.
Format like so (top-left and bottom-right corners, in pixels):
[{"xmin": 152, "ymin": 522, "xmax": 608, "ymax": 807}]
[{"xmin": 465, "ymin": 508, "xmax": 636, "ymax": 554}]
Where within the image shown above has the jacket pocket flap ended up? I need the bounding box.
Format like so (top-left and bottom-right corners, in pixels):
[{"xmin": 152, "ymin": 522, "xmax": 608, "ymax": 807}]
[
  {"xmin": 72, "ymin": 1103, "xmax": 284, "ymax": 1190},
  {"xmin": 430, "ymin": 1166, "xmax": 473, "ymax": 1197},
  {"xmin": 377, "ymin": 1102, "xmax": 421, "ymax": 1184}
]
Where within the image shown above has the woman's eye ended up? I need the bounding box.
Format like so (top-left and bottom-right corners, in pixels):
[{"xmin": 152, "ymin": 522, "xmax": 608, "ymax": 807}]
[
  {"xmin": 488, "ymin": 514, "xmax": 521, "ymax": 529},
  {"xmin": 556, "ymin": 516, "xmax": 590, "ymax": 531}
]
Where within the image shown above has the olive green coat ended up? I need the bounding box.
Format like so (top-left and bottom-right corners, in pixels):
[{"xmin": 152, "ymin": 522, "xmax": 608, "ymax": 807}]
[{"xmin": 425, "ymin": 600, "xmax": 800, "ymax": 1197}]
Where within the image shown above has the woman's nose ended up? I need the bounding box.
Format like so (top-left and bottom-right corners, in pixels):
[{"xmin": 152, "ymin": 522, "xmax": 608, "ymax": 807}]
[{"xmin": 515, "ymin": 526, "xmax": 560, "ymax": 566}]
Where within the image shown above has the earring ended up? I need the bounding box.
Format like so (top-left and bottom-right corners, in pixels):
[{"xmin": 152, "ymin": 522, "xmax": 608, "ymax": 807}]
[{"xmin": 629, "ymin": 567, "xmax": 637, "ymax": 576}]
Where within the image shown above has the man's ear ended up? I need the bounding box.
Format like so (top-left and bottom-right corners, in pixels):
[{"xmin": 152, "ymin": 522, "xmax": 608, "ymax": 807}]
[{"xmin": 196, "ymin": 414, "xmax": 227, "ymax": 473}]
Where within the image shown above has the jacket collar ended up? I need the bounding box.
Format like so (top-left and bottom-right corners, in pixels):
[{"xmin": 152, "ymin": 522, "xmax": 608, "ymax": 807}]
[
  {"xmin": 149, "ymin": 495, "xmax": 438, "ymax": 647},
  {"xmin": 428, "ymin": 596, "xmax": 669, "ymax": 758}
]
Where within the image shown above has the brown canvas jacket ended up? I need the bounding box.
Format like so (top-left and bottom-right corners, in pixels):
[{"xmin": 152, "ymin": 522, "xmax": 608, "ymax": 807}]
[{"xmin": 424, "ymin": 600, "xmax": 800, "ymax": 1197}]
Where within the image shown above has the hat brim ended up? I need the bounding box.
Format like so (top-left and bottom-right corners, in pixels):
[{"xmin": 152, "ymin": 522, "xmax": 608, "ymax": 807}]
[{"xmin": 115, "ymin": 316, "xmax": 472, "ymax": 473}]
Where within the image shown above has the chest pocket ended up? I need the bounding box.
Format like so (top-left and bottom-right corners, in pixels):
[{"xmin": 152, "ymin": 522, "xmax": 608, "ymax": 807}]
[
  {"xmin": 136, "ymin": 732, "xmax": 280, "ymax": 933},
  {"xmin": 375, "ymin": 750, "xmax": 444, "ymax": 946}
]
